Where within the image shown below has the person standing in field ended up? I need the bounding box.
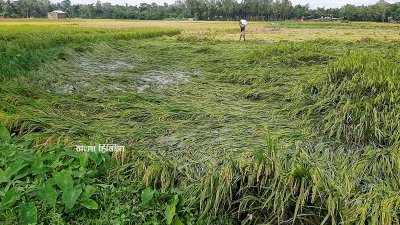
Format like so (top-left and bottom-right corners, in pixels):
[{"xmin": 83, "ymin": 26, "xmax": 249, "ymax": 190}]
[{"xmin": 239, "ymin": 19, "xmax": 248, "ymax": 42}]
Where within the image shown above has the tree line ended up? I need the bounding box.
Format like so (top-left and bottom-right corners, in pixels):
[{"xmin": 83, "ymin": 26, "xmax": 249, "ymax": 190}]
[{"xmin": 1, "ymin": 0, "xmax": 400, "ymax": 22}]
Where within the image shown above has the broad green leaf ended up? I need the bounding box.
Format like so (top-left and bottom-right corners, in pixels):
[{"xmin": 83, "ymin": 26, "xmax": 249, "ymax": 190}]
[
  {"xmin": 62, "ymin": 187, "xmax": 82, "ymax": 210},
  {"xmin": 1, "ymin": 187, "xmax": 20, "ymax": 210},
  {"xmin": 55, "ymin": 172, "xmax": 73, "ymax": 191},
  {"xmin": 64, "ymin": 148, "xmax": 83, "ymax": 160},
  {"xmin": 165, "ymin": 204, "xmax": 176, "ymax": 225},
  {"xmin": 172, "ymin": 216, "xmax": 184, "ymax": 225},
  {"xmin": 80, "ymin": 154, "xmax": 89, "ymax": 168},
  {"xmin": 141, "ymin": 188, "xmax": 155, "ymax": 205},
  {"xmin": 37, "ymin": 184, "xmax": 58, "ymax": 207},
  {"xmin": 84, "ymin": 185, "xmax": 97, "ymax": 198},
  {"xmin": 32, "ymin": 160, "xmax": 50, "ymax": 175},
  {"xmin": 4, "ymin": 160, "xmax": 27, "ymax": 181},
  {"xmin": 88, "ymin": 152, "xmax": 102, "ymax": 165},
  {"xmin": 48, "ymin": 151, "xmax": 64, "ymax": 168},
  {"xmin": 15, "ymin": 152, "xmax": 36, "ymax": 163},
  {"xmin": 1, "ymin": 144, "xmax": 17, "ymax": 157},
  {"xmin": 0, "ymin": 169, "xmax": 9, "ymax": 183},
  {"xmin": 72, "ymin": 170, "xmax": 86, "ymax": 178},
  {"xmin": 65, "ymin": 149, "xmax": 88, "ymax": 168},
  {"xmin": 46, "ymin": 178, "xmax": 57, "ymax": 186},
  {"xmin": 19, "ymin": 202, "xmax": 37, "ymax": 225},
  {"xmin": 13, "ymin": 169, "xmax": 31, "ymax": 181},
  {"xmin": 81, "ymin": 197, "xmax": 98, "ymax": 209},
  {"xmin": 0, "ymin": 124, "xmax": 11, "ymax": 143},
  {"xmin": 170, "ymin": 194, "xmax": 179, "ymax": 206},
  {"xmin": 100, "ymin": 153, "xmax": 111, "ymax": 167},
  {"xmin": 21, "ymin": 134, "xmax": 36, "ymax": 148}
]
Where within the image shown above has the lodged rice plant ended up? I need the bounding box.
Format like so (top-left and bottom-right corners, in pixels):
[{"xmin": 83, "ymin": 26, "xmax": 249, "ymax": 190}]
[
  {"xmin": 117, "ymin": 136, "xmax": 400, "ymax": 224},
  {"xmin": 302, "ymin": 50, "xmax": 400, "ymax": 146}
]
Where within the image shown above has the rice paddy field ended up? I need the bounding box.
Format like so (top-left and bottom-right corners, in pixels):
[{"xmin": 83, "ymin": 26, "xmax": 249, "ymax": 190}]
[{"xmin": 2, "ymin": 19, "xmax": 400, "ymax": 224}]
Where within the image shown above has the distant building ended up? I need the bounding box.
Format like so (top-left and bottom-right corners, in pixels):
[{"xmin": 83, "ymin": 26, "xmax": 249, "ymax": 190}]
[
  {"xmin": 313, "ymin": 17, "xmax": 339, "ymax": 22},
  {"xmin": 48, "ymin": 10, "xmax": 66, "ymax": 19},
  {"xmin": 388, "ymin": 17, "xmax": 398, "ymax": 23}
]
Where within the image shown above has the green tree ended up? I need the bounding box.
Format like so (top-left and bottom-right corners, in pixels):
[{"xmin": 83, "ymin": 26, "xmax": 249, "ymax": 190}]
[
  {"xmin": 61, "ymin": 0, "xmax": 71, "ymax": 16},
  {"xmin": 340, "ymin": 4, "xmax": 357, "ymax": 20},
  {"xmin": 95, "ymin": 0, "xmax": 103, "ymax": 18},
  {"xmin": 376, "ymin": 0, "xmax": 389, "ymax": 22}
]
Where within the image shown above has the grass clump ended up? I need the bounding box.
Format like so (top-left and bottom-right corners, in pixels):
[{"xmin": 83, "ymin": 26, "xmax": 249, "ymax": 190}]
[{"xmin": 302, "ymin": 51, "xmax": 400, "ymax": 146}]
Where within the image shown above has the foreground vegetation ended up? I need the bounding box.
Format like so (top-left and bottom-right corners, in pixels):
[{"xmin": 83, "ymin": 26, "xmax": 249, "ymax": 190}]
[{"xmin": 2, "ymin": 20, "xmax": 400, "ymax": 224}]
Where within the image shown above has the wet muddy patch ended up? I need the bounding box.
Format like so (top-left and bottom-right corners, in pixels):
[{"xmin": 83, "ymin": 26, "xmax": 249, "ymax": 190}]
[
  {"xmin": 136, "ymin": 70, "xmax": 196, "ymax": 93},
  {"xmin": 48, "ymin": 70, "xmax": 197, "ymax": 94},
  {"xmin": 48, "ymin": 57, "xmax": 200, "ymax": 94},
  {"xmin": 76, "ymin": 58, "xmax": 135, "ymax": 77}
]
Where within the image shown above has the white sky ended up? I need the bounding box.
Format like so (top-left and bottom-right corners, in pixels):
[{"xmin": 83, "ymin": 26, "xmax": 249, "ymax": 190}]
[
  {"xmin": 292, "ymin": 0, "xmax": 398, "ymax": 9},
  {"xmin": 66, "ymin": 0, "xmax": 399, "ymax": 9}
]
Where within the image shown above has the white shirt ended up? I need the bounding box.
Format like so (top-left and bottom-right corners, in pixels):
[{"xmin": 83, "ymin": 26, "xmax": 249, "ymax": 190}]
[{"xmin": 239, "ymin": 19, "xmax": 248, "ymax": 27}]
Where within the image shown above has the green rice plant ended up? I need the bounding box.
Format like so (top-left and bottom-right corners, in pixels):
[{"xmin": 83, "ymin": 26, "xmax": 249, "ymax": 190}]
[
  {"xmin": 112, "ymin": 135, "xmax": 400, "ymax": 224},
  {"xmin": 248, "ymin": 41, "xmax": 333, "ymax": 67},
  {"xmin": 0, "ymin": 25, "xmax": 180, "ymax": 80},
  {"xmin": 301, "ymin": 50, "xmax": 400, "ymax": 146}
]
